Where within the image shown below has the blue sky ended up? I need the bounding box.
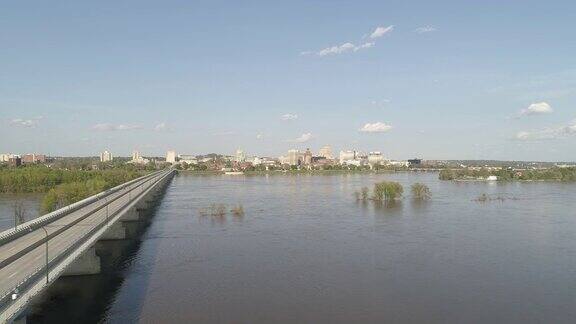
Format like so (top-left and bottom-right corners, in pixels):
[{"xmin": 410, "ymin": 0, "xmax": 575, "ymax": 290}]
[{"xmin": 1, "ymin": 0, "xmax": 575, "ymax": 161}]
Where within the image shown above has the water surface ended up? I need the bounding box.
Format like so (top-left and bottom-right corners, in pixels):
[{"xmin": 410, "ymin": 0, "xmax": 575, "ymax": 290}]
[
  {"xmin": 98, "ymin": 172, "xmax": 576, "ymax": 323},
  {"xmin": 0, "ymin": 193, "xmax": 42, "ymax": 232}
]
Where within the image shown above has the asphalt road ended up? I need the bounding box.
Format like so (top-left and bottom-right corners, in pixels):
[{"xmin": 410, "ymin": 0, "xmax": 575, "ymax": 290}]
[{"xmin": 0, "ymin": 171, "xmax": 166, "ymax": 300}]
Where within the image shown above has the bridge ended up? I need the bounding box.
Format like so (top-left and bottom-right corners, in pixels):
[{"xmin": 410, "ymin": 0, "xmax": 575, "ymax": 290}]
[{"xmin": 0, "ymin": 169, "xmax": 176, "ymax": 323}]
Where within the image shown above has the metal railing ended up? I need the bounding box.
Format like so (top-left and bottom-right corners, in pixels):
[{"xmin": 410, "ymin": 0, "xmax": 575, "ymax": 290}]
[
  {"xmin": 0, "ymin": 169, "xmax": 175, "ymax": 321},
  {"xmin": 0, "ymin": 170, "xmax": 164, "ymax": 245}
]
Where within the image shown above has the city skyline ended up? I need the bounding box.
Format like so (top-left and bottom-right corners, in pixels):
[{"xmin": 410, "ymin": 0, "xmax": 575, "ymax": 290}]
[{"xmin": 1, "ymin": 1, "xmax": 576, "ymax": 161}]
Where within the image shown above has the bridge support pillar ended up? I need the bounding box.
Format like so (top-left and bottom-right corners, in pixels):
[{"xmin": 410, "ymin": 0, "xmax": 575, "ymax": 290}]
[
  {"xmin": 100, "ymin": 222, "xmax": 126, "ymax": 240},
  {"xmin": 62, "ymin": 246, "xmax": 101, "ymax": 276}
]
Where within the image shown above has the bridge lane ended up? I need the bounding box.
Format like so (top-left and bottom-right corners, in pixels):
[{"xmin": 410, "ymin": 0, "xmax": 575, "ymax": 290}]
[{"xmin": 0, "ymin": 171, "xmax": 166, "ymax": 300}]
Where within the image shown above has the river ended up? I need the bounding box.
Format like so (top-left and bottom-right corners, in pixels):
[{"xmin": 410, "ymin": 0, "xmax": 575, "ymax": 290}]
[{"xmin": 19, "ymin": 172, "xmax": 576, "ymax": 323}]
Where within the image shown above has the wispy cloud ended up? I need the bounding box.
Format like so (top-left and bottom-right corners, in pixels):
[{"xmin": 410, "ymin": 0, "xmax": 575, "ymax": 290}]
[
  {"xmin": 515, "ymin": 119, "xmax": 576, "ymax": 141},
  {"xmin": 519, "ymin": 102, "xmax": 553, "ymax": 117},
  {"xmin": 154, "ymin": 122, "xmax": 168, "ymax": 131},
  {"xmin": 9, "ymin": 116, "xmax": 42, "ymax": 128},
  {"xmin": 302, "ymin": 25, "xmax": 391, "ymax": 57},
  {"xmin": 370, "ymin": 25, "xmax": 394, "ymax": 39},
  {"xmin": 281, "ymin": 113, "xmax": 298, "ymax": 121},
  {"xmin": 91, "ymin": 123, "xmax": 143, "ymax": 131},
  {"xmin": 289, "ymin": 133, "xmax": 313, "ymax": 143},
  {"xmin": 359, "ymin": 122, "xmax": 393, "ymax": 133},
  {"xmin": 415, "ymin": 26, "xmax": 436, "ymax": 34}
]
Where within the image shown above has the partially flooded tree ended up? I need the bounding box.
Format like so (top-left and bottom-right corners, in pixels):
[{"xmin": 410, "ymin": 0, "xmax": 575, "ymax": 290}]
[
  {"xmin": 411, "ymin": 183, "xmax": 431, "ymax": 200},
  {"xmin": 13, "ymin": 202, "xmax": 26, "ymax": 229}
]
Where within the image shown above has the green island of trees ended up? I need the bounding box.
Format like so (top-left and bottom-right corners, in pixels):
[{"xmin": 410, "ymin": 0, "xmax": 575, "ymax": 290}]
[
  {"xmin": 439, "ymin": 167, "xmax": 576, "ymax": 182},
  {"xmin": 0, "ymin": 165, "xmax": 149, "ymax": 213}
]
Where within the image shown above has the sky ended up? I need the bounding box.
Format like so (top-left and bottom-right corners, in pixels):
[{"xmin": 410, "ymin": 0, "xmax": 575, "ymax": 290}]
[{"xmin": 1, "ymin": 0, "xmax": 575, "ymax": 161}]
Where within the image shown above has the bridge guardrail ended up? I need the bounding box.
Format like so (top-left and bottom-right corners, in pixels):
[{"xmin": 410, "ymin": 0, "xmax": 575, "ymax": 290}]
[
  {"xmin": 0, "ymin": 169, "xmax": 175, "ymax": 320},
  {"xmin": 0, "ymin": 170, "xmax": 165, "ymax": 246}
]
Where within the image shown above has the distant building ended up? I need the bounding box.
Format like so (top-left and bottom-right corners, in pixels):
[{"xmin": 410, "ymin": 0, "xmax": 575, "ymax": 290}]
[
  {"xmin": 179, "ymin": 155, "xmax": 197, "ymax": 164},
  {"xmin": 100, "ymin": 150, "xmax": 113, "ymax": 162},
  {"xmin": 389, "ymin": 160, "xmax": 409, "ymax": 167},
  {"xmin": 287, "ymin": 149, "xmax": 300, "ymax": 166},
  {"xmin": 253, "ymin": 156, "xmax": 263, "ymax": 166},
  {"xmin": 318, "ymin": 146, "xmax": 334, "ymax": 160},
  {"xmin": 21, "ymin": 154, "xmax": 46, "ymax": 164},
  {"xmin": 0, "ymin": 153, "xmax": 16, "ymax": 162},
  {"xmin": 339, "ymin": 150, "xmax": 356, "ymax": 164},
  {"xmin": 166, "ymin": 150, "xmax": 177, "ymax": 164},
  {"xmin": 367, "ymin": 152, "xmax": 384, "ymax": 165},
  {"xmin": 408, "ymin": 158, "xmax": 422, "ymax": 166},
  {"xmin": 303, "ymin": 148, "xmax": 312, "ymax": 166},
  {"xmin": 235, "ymin": 149, "xmax": 246, "ymax": 163},
  {"xmin": 129, "ymin": 150, "xmax": 149, "ymax": 164},
  {"xmin": 8, "ymin": 157, "xmax": 21, "ymax": 167}
]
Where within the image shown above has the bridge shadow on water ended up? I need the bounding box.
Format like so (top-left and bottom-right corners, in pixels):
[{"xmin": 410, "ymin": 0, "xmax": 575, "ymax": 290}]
[{"xmin": 25, "ymin": 193, "xmax": 168, "ymax": 324}]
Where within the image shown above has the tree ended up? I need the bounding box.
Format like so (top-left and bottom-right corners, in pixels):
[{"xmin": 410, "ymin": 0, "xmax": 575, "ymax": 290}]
[
  {"xmin": 372, "ymin": 181, "xmax": 403, "ymax": 201},
  {"xmin": 411, "ymin": 183, "xmax": 431, "ymax": 200}
]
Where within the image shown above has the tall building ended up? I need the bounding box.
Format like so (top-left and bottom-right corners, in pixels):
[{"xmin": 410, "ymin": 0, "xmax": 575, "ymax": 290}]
[
  {"xmin": 100, "ymin": 150, "xmax": 113, "ymax": 162},
  {"xmin": 303, "ymin": 148, "xmax": 312, "ymax": 165},
  {"xmin": 287, "ymin": 149, "xmax": 300, "ymax": 166},
  {"xmin": 319, "ymin": 145, "xmax": 333, "ymax": 160},
  {"xmin": 235, "ymin": 149, "xmax": 246, "ymax": 163},
  {"xmin": 339, "ymin": 150, "xmax": 356, "ymax": 164},
  {"xmin": 166, "ymin": 150, "xmax": 177, "ymax": 164},
  {"xmin": 368, "ymin": 152, "xmax": 384, "ymax": 165},
  {"xmin": 129, "ymin": 150, "xmax": 149, "ymax": 164}
]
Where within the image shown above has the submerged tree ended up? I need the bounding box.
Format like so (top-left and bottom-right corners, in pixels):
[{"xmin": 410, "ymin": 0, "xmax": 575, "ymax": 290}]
[
  {"xmin": 411, "ymin": 183, "xmax": 431, "ymax": 200},
  {"xmin": 361, "ymin": 187, "xmax": 369, "ymax": 201},
  {"xmin": 372, "ymin": 181, "xmax": 403, "ymax": 201}
]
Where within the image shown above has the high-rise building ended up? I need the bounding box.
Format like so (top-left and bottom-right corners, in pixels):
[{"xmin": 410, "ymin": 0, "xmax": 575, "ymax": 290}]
[
  {"xmin": 367, "ymin": 152, "xmax": 384, "ymax": 165},
  {"xmin": 287, "ymin": 149, "xmax": 300, "ymax": 166},
  {"xmin": 166, "ymin": 150, "xmax": 177, "ymax": 164},
  {"xmin": 100, "ymin": 150, "xmax": 113, "ymax": 162},
  {"xmin": 129, "ymin": 150, "xmax": 149, "ymax": 164},
  {"xmin": 303, "ymin": 148, "xmax": 312, "ymax": 165},
  {"xmin": 235, "ymin": 149, "xmax": 246, "ymax": 163},
  {"xmin": 319, "ymin": 146, "xmax": 333, "ymax": 160},
  {"xmin": 339, "ymin": 150, "xmax": 356, "ymax": 164}
]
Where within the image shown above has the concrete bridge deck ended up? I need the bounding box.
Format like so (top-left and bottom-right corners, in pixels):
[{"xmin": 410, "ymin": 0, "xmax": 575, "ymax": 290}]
[{"xmin": 0, "ymin": 169, "xmax": 175, "ymax": 323}]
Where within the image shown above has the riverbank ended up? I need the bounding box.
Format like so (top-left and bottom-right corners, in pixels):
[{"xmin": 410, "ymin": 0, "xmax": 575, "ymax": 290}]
[{"xmin": 439, "ymin": 167, "xmax": 576, "ymax": 182}]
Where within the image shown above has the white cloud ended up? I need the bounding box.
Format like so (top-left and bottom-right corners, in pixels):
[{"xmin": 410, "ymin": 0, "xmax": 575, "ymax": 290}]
[
  {"xmin": 256, "ymin": 134, "xmax": 263, "ymax": 140},
  {"xmin": 519, "ymin": 102, "xmax": 553, "ymax": 116},
  {"xmin": 154, "ymin": 122, "xmax": 168, "ymax": 131},
  {"xmin": 316, "ymin": 42, "xmax": 377, "ymax": 56},
  {"xmin": 354, "ymin": 42, "xmax": 375, "ymax": 51},
  {"xmin": 10, "ymin": 118, "xmax": 40, "ymax": 128},
  {"xmin": 515, "ymin": 119, "xmax": 576, "ymax": 141},
  {"xmin": 290, "ymin": 133, "xmax": 313, "ymax": 143},
  {"xmin": 303, "ymin": 25, "xmax": 391, "ymax": 57},
  {"xmin": 370, "ymin": 25, "xmax": 394, "ymax": 39},
  {"xmin": 359, "ymin": 122, "xmax": 393, "ymax": 133},
  {"xmin": 281, "ymin": 113, "xmax": 298, "ymax": 120},
  {"xmin": 415, "ymin": 26, "xmax": 436, "ymax": 34},
  {"xmin": 92, "ymin": 123, "xmax": 143, "ymax": 131},
  {"xmin": 317, "ymin": 42, "xmax": 355, "ymax": 56}
]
